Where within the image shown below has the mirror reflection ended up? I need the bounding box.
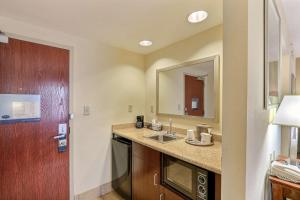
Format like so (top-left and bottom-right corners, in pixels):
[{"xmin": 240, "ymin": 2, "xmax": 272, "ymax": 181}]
[
  {"xmin": 264, "ymin": 0, "xmax": 281, "ymax": 108},
  {"xmin": 157, "ymin": 57, "xmax": 218, "ymax": 118}
]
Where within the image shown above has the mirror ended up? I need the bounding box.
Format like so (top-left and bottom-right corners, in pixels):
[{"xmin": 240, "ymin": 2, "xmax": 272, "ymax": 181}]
[
  {"xmin": 264, "ymin": 0, "xmax": 281, "ymax": 109},
  {"xmin": 157, "ymin": 56, "xmax": 219, "ymax": 120}
]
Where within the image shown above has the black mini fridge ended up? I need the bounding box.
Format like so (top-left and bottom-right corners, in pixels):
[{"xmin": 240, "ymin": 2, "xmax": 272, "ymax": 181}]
[{"xmin": 112, "ymin": 134, "xmax": 132, "ymax": 199}]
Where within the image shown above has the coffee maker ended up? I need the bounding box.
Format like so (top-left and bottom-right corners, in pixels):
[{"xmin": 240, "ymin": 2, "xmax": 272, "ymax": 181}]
[{"xmin": 136, "ymin": 115, "xmax": 144, "ymax": 129}]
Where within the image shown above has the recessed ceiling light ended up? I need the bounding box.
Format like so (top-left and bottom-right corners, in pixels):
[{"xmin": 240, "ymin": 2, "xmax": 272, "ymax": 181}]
[
  {"xmin": 187, "ymin": 11, "xmax": 208, "ymax": 23},
  {"xmin": 139, "ymin": 40, "xmax": 153, "ymax": 47}
]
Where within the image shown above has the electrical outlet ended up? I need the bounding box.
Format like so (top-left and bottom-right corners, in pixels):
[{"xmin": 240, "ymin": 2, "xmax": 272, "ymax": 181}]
[
  {"xmin": 128, "ymin": 105, "xmax": 133, "ymax": 112},
  {"xmin": 150, "ymin": 105, "xmax": 154, "ymax": 113}
]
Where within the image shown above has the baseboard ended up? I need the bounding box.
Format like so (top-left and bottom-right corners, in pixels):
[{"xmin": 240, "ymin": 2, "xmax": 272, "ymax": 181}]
[{"xmin": 75, "ymin": 182, "xmax": 113, "ymax": 200}]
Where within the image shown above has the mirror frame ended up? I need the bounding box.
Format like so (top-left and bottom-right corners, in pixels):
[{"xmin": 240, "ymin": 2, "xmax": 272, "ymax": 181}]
[
  {"xmin": 156, "ymin": 55, "xmax": 220, "ymax": 122},
  {"xmin": 264, "ymin": 0, "xmax": 281, "ymax": 109}
]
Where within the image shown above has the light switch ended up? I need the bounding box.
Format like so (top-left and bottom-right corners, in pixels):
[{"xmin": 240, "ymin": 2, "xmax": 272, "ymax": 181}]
[
  {"xmin": 59, "ymin": 123, "xmax": 67, "ymax": 134},
  {"xmin": 128, "ymin": 105, "xmax": 133, "ymax": 113},
  {"xmin": 83, "ymin": 105, "xmax": 90, "ymax": 116},
  {"xmin": 150, "ymin": 105, "xmax": 154, "ymax": 113}
]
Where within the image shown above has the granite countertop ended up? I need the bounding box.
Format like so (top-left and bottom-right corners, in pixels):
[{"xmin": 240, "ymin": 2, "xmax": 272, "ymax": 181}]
[{"xmin": 112, "ymin": 126, "xmax": 222, "ymax": 174}]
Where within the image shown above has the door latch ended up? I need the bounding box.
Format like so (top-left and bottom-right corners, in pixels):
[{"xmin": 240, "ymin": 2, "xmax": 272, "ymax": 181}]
[{"xmin": 53, "ymin": 123, "xmax": 67, "ymax": 153}]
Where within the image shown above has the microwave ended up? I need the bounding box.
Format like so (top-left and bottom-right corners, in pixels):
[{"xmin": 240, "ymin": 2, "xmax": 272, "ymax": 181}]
[{"xmin": 161, "ymin": 155, "xmax": 215, "ymax": 200}]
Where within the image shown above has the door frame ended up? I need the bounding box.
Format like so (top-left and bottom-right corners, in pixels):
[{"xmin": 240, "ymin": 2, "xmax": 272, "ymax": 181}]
[{"xmin": 3, "ymin": 33, "xmax": 75, "ymax": 200}]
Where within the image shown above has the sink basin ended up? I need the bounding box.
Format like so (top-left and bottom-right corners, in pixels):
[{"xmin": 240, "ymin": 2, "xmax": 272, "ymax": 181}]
[{"xmin": 146, "ymin": 134, "xmax": 180, "ymax": 143}]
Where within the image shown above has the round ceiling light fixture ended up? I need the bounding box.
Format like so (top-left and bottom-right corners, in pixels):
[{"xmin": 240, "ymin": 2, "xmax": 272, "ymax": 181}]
[
  {"xmin": 187, "ymin": 11, "xmax": 208, "ymax": 23},
  {"xmin": 139, "ymin": 40, "xmax": 153, "ymax": 47}
]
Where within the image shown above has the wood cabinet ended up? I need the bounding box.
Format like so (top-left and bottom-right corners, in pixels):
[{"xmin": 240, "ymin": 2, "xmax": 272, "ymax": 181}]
[
  {"xmin": 132, "ymin": 142, "xmax": 222, "ymax": 200},
  {"xmin": 132, "ymin": 142, "xmax": 161, "ymax": 200},
  {"xmin": 159, "ymin": 186, "xmax": 184, "ymax": 200},
  {"xmin": 215, "ymin": 174, "xmax": 221, "ymax": 200}
]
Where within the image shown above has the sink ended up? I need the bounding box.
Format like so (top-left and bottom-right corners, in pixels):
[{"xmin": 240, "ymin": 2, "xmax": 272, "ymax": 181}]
[{"xmin": 146, "ymin": 134, "xmax": 180, "ymax": 143}]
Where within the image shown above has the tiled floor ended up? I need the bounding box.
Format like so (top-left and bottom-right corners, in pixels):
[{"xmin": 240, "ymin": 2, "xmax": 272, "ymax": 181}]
[{"xmin": 96, "ymin": 191, "xmax": 124, "ymax": 200}]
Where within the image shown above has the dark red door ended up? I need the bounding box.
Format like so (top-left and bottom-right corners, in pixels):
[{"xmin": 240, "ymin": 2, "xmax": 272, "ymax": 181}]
[
  {"xmin": 0, "ymin": 38, "xmax": 69, "ymax": 200},
  {"xmin": 184, "ymin": 75, "xmax": 204, "ymax": 116}
]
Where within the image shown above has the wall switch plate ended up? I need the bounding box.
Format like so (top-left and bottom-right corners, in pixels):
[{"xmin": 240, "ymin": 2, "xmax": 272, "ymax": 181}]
[
  {"xmin": 150, "ymin": 105, "xmax": 154, "ymax": 113},
  {"xmin": 128, "ymin": 105, "xmax": 133, "ymax": 112},
  {"xmin": 83, "ymin": 105, "xmax": 90, "ymax": 116}
]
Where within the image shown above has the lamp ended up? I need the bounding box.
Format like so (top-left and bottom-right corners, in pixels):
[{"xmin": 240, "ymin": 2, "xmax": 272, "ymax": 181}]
[
  {"xmin": 274, "ymin": 96, "xmax": 300, "ymax": 127},
  {"xmin": 273, "ymin": 95, "xmax": 300, "ymax": 165}
]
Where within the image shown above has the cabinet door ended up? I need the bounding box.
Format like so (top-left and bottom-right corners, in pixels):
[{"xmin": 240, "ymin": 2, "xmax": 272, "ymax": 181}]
[
  {"xmin": 159, "ymin": 186, "xmax": 184, "ymax": 200},
  {"xmin": 133, "ymin": 142, "xmax": 160, "ymax": 200},
  {"xmin": 215, "ymin": 174, "xmax": 221, "ymax": 200}
]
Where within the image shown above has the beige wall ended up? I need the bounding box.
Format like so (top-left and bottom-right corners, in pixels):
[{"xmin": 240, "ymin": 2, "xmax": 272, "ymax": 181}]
[
  {"xmin": 222, "ymin": 0, "xmax": 291, "ymax": 199},
  {"xmin": 145, "ymin": 25, "xmax": 223, "ymax": 131},
  {"xmin": 246, "ymin": 0, "xmax": 283, "ymax": 199},
  {"xmin": 0, "ymin": 16, "xmax": 145, "ymax": 196},
  {"xmin": 72, "ymin": 44, "xmax": 145, "ymax": 194},
  {"xmin": 222, "ymin": 0, "xmax": 247, "ymax": 199},
  {"xmin": 296, "ymin": 58, "xmax": 300, "ymax": 94}
]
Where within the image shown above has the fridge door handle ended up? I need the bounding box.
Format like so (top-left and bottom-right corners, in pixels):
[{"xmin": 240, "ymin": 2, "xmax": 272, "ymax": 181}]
[{"xmin": 128, "ymin": 146, "xmax": 131, "ymax": 176}]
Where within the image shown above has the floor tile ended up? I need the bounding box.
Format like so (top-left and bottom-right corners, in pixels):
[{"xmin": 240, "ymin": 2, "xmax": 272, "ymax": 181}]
[{"xmin": 96, "ymin": 191, "xmax": 124, "ymax": 200}]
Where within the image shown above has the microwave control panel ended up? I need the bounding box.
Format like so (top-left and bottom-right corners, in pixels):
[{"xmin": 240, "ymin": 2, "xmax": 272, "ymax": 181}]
[{"xmin": 196, "ymin": 169, "xmax": 208, "ymax": 200}]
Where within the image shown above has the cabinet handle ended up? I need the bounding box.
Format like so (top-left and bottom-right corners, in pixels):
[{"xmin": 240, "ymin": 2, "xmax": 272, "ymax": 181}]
[
  {"xmin": 154, "ymin": 173, "xmax": 158, "ymax": 186},
  {"xmin": 159, "ymin": 193, "xmax": 164, "ymax": 200}
]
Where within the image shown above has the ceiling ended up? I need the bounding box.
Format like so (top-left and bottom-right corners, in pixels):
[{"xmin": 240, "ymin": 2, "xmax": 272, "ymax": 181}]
[
  {"xmin": 282, "ymin": 0, "xmax": 300, "ymax": 57},
  {"xmin": 0, "ymin": 0, "xmax": 223, "ymax": 54}
]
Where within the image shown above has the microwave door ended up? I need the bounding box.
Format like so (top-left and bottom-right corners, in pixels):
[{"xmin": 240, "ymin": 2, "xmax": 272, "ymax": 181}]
[{"xmin": 163, "ymin": 155, "xmax": 196, "ymax": 199}]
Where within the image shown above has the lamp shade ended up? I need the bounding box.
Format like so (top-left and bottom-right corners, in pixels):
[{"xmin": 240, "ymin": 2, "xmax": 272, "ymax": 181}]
[{"xmin": 273, "ymin": 95, "xmax": 300, "ymax": 127}]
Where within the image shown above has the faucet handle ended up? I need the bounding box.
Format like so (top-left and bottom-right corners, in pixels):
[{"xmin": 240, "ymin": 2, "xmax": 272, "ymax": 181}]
[{"xmin": 208, "ymin": 128, "xmax": 213, "ymax": 134}]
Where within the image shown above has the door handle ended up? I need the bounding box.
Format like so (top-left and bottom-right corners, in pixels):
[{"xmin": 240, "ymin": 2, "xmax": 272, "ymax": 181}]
[
  {"xmin": 154, "ymin": 173, "xmax": 158, "ymax": 186},
  {"xmin": 53, "ymin": 134, "xmax": 65, "ymax": 140}
]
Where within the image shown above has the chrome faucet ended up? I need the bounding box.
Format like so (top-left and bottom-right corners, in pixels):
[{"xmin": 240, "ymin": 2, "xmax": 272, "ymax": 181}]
[{"xmin": 168, "ymin": 118, "xmax": 175, "ymax": 137}]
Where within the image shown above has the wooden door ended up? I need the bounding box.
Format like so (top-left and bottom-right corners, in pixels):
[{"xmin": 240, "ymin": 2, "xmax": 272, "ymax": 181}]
[
  {"xmin": 132, "ymin": 142, "xmax": 160, "ymax": 200},
  {"xmin": 184, "ymin": 75, "xmax": 204, "ymax": 116},
  {"xmin": 0, "ymin": 38, "xmax": 70, "ymax": 200}
]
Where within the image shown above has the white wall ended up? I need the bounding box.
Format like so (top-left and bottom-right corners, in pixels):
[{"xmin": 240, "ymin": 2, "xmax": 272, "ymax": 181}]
[
  {"xmin": 296, "ymin": 58, "xmax": 300, "ymax": 94},
  {"xmin": 0, "ymin": 16, "xmax": 145, "ymax": 196},
  {"xmin": 223, "ymin": 0, "xmax": 293, "ymax": 198},
  {"xmin": 145, "ymin": 25, "xmax": 223, "ymax": 131},
  {"xmin": 159, "ymin": 69, "xmax": 184, "ymax": 115},
  {"xmin": 222, "ymin": 0, "xmax": 247, "ymax": 199},
  {"xmin": 246, "ymin": 0, "xmax": 282, "ymax": 198},
  {"xmin": 245, "ymin": 0, "xmax": 292, "ymax": 199},
  {"xmin": 72, "ymin": 43, "xmax": 145, "ymax": 194}
]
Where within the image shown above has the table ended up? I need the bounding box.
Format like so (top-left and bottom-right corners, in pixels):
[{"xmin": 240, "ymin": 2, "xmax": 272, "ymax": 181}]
[{"xmin": 270, "ymin": 176, "xmax": 300, "ymax": 200}]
